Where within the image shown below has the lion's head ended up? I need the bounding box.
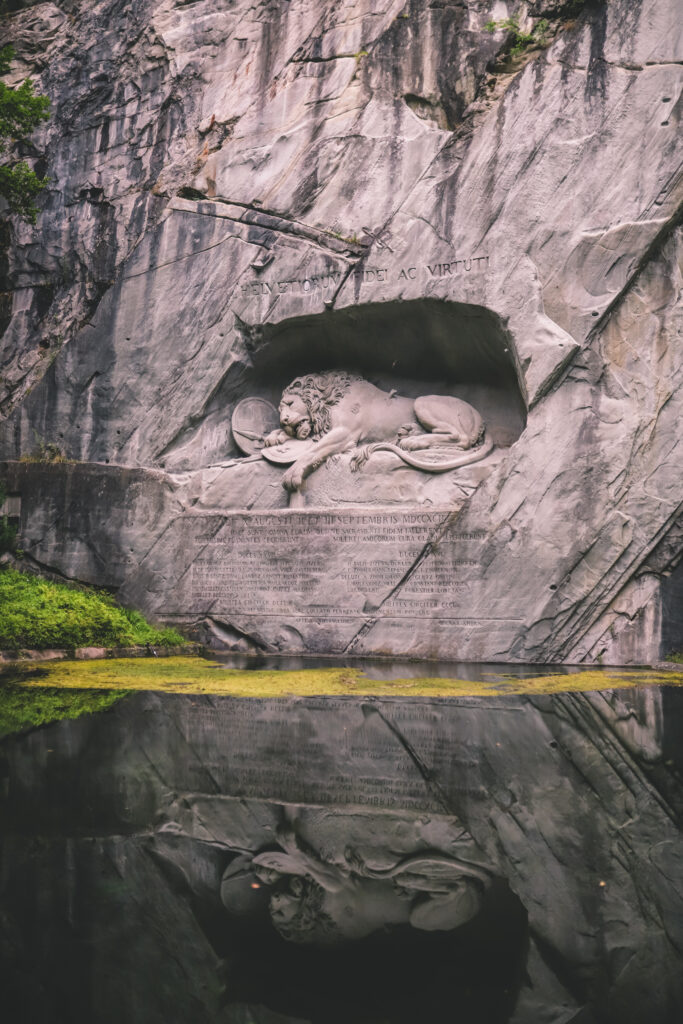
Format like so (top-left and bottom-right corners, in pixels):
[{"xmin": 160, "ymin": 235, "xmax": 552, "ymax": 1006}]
[
  {"xmin": 279, "ymin": 371, "xmax": 362, "ymax": 439},
  {"xmin": 268, "ymin": 876, "xmax": 339, "ymax": 944}
]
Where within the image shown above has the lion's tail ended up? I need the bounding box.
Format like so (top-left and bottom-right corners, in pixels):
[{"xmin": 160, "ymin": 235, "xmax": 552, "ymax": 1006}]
[{"xmin": 364, "ymin": 436, "xmax": 494, "ymax": 472}]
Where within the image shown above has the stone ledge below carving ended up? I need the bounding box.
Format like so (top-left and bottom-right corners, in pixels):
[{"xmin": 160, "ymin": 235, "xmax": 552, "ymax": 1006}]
[{"xmin": 300, "ymin": 446, "xmax": 507, "ymax": 508}]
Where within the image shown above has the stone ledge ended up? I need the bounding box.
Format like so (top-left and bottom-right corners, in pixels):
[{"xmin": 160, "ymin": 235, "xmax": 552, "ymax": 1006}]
[{"xmin": 0, "ymin": 644, "xmax": 201, "ymax": 665}]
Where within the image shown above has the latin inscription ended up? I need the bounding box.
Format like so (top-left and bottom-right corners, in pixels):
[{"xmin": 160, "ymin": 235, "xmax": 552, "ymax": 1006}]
[
  {"xmin": 189, "ymin": 510, "xmax": 455, "ymax": 617},
  {"xmin": 187, "ymin": 511, "xmax": 495, "ymax": 619},
  {"xmin": 240, "ymin": 255, "xmax": 490, "ymax": 296}
]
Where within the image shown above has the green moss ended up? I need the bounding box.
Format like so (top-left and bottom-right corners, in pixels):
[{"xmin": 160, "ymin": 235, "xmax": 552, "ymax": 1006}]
[
  {"xmin": 485, "ymin": 14, "xmax": 550, "ymax": 58},
  {"xmin": 0, "ymin": 568, "xmax": 186, "ymax": 651},
  {"xmin": 7, "ymin": 656, "xmax": 683, "ymax": 699},
  {"xmin": 0, "ymin": 682, "xmax": 127, "ymax": 737}
]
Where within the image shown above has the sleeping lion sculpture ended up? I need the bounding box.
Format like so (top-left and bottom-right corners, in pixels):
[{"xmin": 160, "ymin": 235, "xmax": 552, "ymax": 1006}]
[{"xmin": 262, "ymin": 370, "xmax": 493, "ymax": 493}]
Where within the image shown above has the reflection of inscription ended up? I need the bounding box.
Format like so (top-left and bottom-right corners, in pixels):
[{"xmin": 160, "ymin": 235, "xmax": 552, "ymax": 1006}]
[
  {"xmin": 187, "ymin": 509, "xmax": 490, "ymax": 618},
  {"xmin": 183, "ymin": 700, "xmax": 497, "ymax": 808}
]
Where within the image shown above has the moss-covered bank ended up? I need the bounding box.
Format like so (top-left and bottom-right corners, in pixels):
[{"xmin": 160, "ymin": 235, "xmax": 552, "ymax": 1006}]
[
  {"xmin": 4, "ymin": 656, "xmax": 683, "ymax": 739},
  {"xmin": 0, "ymin": 568, "xmax": 185, "ymax": 651},
  {"xmin": 5, "ymin": 656, "xmax": 683, "ymax": 700}
]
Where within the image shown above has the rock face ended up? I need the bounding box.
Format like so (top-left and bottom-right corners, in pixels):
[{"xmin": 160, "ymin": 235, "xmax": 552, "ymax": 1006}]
[
  {"xmin": 0, "ymin": 0, "xmax": 682, "ymax": 662},
  {"xmin": 2, "ymin": 687, "xmax": 683, "ymax": 1022}
]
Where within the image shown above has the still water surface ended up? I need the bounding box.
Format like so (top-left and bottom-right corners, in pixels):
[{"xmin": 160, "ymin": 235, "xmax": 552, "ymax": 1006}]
[
  {"xmin": 210, "ymin": 650, "xmax": 651, "ymax": 680},
  {"xmin": 1, "ymin": 673, "xmax": 683, "ymax": 1022}
]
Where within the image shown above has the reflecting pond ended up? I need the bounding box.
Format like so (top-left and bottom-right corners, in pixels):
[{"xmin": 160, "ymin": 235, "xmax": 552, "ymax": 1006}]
[
  {"xmin": 209, "ymin": 653, "xmax": 590, "ymax": 678},
  {"xmin": 1, "ymin": 665, "xmax": 683, "ymax": 1022}
]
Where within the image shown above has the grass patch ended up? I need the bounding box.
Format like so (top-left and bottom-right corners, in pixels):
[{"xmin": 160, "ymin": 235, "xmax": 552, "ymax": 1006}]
[
  {"xmin": 0, "ymin": 568, "xmax": 185, "ymax": 651},
  {"xmin": 0, "ymin": 683, "xmax": 127, "ymax": 738},
  {"xmin": 4, "ymin": 657, "xmax": 683, "ymax": 699}
]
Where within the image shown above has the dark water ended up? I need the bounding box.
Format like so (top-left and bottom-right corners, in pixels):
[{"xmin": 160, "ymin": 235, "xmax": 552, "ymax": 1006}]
[
  {"xmin": 2, "ymin": 685, "xmax": 683, "ymax": 1023},
  {"xmin": 210, "ymin": 651, "xmax": 638, "ymax": 681}
]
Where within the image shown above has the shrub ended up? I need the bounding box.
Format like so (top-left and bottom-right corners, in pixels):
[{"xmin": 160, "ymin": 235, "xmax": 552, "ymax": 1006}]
[
  {"xmin": 0, "ymin": 569, "xmax": 185, "ymax": 650},
  {"xmin": 485, "ymin": 15, "xmax": 550, "ymax": 57}
]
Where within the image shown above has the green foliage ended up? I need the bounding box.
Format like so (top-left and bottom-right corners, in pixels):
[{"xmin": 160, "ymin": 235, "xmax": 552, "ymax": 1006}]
[
  {"xmin": 0, "ymin": 43, "xmax": 50, "ymax": 222},
  {"xmin": 19, "ymin": 432, "xmax": 68, "ymax": 463},
  {"xmin": 0, "ymin": 568, "xmax": 186, "ymax": 650},
  {"xmin": 0, "ymin": 159, "xmax": 46, "ymax": 221},
  {"xmin": 0, "ymin": 480, "xmax": 17, "ymax": 554},
  {"xmin": 485, "ymin": 14, "xmax": 550, "ymax": 57},
  {"xmin": 485, "ymin": 16, "xmax": 520, "ymax": 33},
  {"xmin": 0, "ymin": 681, "xmax": 126, "ymax": 737}
]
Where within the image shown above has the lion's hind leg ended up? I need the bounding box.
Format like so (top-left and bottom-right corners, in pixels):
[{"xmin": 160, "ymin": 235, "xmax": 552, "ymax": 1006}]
[
  {"xmin": 412, "ymin": 395, "xmax": 484, "ymax": 450},
  {"xmin": 350, "ymin": 445, "xmax": 373, "ymax": 471},
  {"xmin": 396, "ymin": 422, "xmax": 421, "ymax": 438}
]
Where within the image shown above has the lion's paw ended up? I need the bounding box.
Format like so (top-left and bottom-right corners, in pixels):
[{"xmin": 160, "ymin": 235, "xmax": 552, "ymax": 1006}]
[
  {"xmin": 282, "ymin": 465, "xmax": 304, "ymax": 491},
  {"xmin": 398, "ymin": 436, "xmax": 427, "ymax": 452},
  {"xmin": 264, "ymin": 429, "xmax": 288, "ymax": 447}
]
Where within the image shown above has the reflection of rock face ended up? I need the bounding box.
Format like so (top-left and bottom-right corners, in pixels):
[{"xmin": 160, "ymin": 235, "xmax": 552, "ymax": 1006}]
[{"xmin": 2, "ymin": 687, "xmax": 683, "ymax": 1022}]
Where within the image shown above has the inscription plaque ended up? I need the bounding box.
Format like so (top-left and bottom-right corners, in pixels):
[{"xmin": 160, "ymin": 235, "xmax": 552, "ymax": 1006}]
[
  {"xmin": 189, "ymin": 509, "xmax": 453, "ymax": 618},
  {"xmin": 138, "ymin": 505, "xmax": 525, "ymax": 654},
  {"xmin": 174, "ymin": 508, "xmax": 526, "ymax": 655}
]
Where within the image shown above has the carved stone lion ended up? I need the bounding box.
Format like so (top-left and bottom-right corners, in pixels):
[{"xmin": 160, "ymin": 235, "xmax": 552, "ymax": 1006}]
[{"xmin": 263, "ymin": 370, "xmax": 493, "ymax": 492}]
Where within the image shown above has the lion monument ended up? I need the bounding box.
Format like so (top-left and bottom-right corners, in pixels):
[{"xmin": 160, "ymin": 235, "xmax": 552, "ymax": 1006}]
[{"xmin": 262, "ymin": 370, "xmax": 493, "ymax": 493}]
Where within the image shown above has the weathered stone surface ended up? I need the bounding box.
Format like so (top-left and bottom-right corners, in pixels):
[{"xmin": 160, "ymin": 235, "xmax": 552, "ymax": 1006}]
[
  {"xmin": 0, "ymin": 0, "xmax": 681, "ymax": 662},
  {"xmin": 0, "ymin": 461, "xmax": 187, "ymax": 587},
  {"xmin": 2, "ymin": 687, "xmax": 683, "ymax": 1021}
]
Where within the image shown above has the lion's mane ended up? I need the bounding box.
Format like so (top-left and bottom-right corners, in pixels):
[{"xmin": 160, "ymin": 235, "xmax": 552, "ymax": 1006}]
[
  {"xmin": 270, "ymin": 878, "xmax": 339, "ymax": 945},
  {"xmin": 281, "ymin": 371, "xmax": 362, "ymax": 437}
]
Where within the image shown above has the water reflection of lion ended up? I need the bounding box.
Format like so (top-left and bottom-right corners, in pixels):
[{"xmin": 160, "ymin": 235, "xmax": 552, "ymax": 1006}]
[
  {"xmin": 221, "ymin": 838, "xmax": 490, "ymax": 945},
  {"xmin": 263, "ymin": 371, "xmax": 493, "ymax": 492}
]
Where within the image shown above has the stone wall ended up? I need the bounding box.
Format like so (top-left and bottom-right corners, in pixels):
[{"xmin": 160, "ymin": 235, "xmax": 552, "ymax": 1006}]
[{"xmin": 1, "ymin": 0, "xmax": 681, "ymax": 662}]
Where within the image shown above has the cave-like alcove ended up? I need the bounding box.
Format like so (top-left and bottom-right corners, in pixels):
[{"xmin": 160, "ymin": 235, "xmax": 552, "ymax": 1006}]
[{"xmin": 161, "ymin": 299, "xmax": 527, "ymax": 469}]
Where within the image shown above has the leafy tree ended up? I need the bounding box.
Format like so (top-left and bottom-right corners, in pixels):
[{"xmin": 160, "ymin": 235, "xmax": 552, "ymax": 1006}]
[{"xmin": 0, "ymin": 43, "xmax": 49, "ymax": 222}]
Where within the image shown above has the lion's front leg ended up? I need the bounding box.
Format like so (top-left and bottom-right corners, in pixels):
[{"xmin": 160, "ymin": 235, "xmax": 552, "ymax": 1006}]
[
  {"xmin": 282, "ymin": 459, "xmax": 308, "ymax": 492},
  {"xmin": 281, "ymin": 427, "xmax": 355, "ymax": 491}
]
